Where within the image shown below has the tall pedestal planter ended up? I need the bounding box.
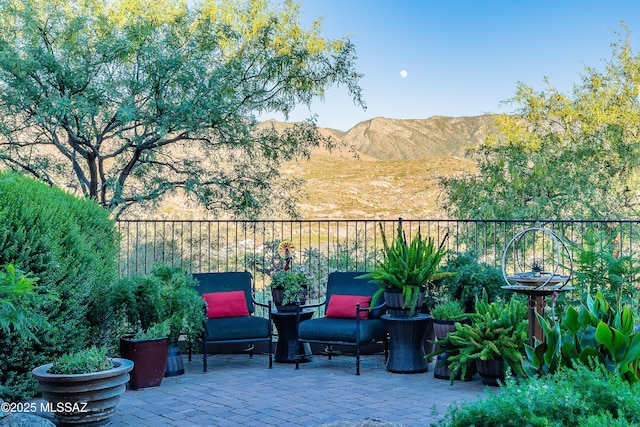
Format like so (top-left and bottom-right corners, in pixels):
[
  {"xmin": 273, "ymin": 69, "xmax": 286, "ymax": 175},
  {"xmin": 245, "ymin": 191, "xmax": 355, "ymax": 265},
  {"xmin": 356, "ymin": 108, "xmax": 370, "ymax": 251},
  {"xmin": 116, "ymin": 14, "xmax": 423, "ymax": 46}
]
[
  {"xmin": 31, "ymin": 358, "xmax": 133, "ymax": 426},
  {"xmin": 119, "ymin": 336, "xmax": 169, "ymax": 390}
]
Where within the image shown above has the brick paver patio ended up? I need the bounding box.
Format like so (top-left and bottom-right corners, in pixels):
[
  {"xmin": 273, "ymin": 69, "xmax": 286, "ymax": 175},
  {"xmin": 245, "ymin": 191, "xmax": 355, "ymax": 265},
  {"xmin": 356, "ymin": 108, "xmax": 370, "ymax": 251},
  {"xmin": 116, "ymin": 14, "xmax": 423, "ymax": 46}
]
[{"xmin": 108, "ymin": 352, "xmax": 493, "ymax": 427}]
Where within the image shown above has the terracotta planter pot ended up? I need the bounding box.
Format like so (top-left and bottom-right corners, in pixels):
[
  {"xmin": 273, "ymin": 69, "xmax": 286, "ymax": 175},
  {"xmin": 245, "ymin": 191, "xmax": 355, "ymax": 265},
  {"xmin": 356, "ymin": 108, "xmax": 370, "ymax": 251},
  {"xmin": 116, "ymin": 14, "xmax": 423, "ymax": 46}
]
[
  {"xmin": 31, "ymin": 358, "xmax": 133, "ymax": 426},
  {"xmin": 119, "ymin": 336, "xmax": 169, "ymax": 390}
]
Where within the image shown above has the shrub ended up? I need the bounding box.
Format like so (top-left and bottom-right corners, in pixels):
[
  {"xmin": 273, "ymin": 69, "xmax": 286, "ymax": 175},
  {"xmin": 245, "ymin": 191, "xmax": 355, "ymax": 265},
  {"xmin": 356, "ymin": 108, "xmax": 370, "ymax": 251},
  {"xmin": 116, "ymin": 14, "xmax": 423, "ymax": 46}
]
[
  {"xmin": 438, "ymin": 251, "xmax": 509, "ymax": 312},
  {"xmin": 0, "ymin": 172, "xmax": 119, "ymax": 401},
  {"xmin": 429, "ymin": 292, "xmax": 528, "ymax": 383},
  {"xmin": 430, "ymin": 300, "xmax": 465, "ymax": 321},
  {"xmin": 48, "ymin": 346, "xmax": 113, "ymax": 375},
  {"xmin": 433, "ymin": 364, "xmax": 640, "ymax": 427},
  {"xmin": 111, "ymin": 263, "xmax": 204, "ymax": 344}
]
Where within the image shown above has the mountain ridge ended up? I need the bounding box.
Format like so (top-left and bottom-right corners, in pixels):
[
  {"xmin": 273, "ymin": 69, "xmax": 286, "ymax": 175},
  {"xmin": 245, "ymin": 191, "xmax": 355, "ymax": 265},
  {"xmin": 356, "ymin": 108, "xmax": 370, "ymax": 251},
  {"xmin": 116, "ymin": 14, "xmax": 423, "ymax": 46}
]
[{"xmin": 150, "ymin": 115, "xmax": 491, "ymax": 219}]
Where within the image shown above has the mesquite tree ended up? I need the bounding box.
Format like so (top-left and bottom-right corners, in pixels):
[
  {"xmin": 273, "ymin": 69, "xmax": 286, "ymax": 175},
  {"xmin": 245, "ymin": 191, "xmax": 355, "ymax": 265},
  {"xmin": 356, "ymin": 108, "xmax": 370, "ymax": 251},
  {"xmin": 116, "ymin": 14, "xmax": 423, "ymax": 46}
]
[
  {"xmin": 441, "ymin": 29, "xmax": 640, "ymax": 220},
  {"xmin": 0, "ymin": 0, "xmax": 364, "ymax": 217}
]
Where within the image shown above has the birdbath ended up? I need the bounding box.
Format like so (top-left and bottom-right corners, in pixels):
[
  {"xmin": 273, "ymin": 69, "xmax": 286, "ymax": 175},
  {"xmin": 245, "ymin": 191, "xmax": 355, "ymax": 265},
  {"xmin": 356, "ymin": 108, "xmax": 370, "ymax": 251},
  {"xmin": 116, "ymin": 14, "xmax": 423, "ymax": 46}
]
[{"xmin": 501, "ymin": 227, "xmax": 574, "ymax": 347}]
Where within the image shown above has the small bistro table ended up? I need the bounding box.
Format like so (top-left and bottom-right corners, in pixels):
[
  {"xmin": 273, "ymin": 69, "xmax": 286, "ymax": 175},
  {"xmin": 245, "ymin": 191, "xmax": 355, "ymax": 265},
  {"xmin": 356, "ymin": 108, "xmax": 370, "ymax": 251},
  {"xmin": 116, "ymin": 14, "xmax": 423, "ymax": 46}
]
[
  {"xmin": 382, "ymin": 313, "xmax": 431, "ymax": 373},
  {"xmin": 272, "ymin": 308, "xmax": 314, "ymax": 363}
]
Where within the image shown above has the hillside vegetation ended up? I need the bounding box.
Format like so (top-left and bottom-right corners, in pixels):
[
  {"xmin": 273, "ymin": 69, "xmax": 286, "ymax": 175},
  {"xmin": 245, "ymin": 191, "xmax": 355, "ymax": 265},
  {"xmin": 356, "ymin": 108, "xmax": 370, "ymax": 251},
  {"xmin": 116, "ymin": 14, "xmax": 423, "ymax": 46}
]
[{"xmin": 150, "ymin": 115, "xmax": 489, "ymax": 220}]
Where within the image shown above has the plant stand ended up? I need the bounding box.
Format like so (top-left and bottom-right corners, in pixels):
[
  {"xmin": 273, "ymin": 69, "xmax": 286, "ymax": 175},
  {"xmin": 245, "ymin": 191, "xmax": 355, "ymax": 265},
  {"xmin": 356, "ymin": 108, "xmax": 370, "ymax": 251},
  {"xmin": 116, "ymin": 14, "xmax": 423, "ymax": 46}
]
[
  {"xmin": 382, "ymin": 314, "xmax": 431, "ymax": 373},
  {"xmin": 273, "ymin": 309, "xmax": 314, "ymax": 363},
  {"xmin": 501, "ymin": 285, "xmax": 573, "ymax": 346}
]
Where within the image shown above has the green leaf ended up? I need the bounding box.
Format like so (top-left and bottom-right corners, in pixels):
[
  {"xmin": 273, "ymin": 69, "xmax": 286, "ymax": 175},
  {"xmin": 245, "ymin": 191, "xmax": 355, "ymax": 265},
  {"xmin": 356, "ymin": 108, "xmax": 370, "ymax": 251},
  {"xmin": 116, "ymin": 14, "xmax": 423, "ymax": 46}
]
[{"xmin": 595, "ymin": 321, "xmax": 628, "ymax": 362}]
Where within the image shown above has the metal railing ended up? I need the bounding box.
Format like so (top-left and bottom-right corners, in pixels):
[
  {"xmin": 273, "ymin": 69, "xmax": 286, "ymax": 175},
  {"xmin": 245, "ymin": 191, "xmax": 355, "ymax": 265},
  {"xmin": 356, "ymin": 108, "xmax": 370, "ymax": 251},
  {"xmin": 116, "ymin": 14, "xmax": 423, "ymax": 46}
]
[{"xmin": 117, "ymin": 218, "xmax": 640, "ymax": 288}]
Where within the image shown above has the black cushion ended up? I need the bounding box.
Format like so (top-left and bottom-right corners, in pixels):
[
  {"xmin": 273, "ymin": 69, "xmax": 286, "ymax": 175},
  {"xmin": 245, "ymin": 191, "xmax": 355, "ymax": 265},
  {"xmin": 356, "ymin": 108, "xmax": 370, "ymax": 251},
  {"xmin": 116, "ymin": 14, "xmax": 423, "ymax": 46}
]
[
  {"xmin": 298, "ymin": 317, "xmax": 386, "ymax": 343},
  {"xmin": 205, "ymin": 316, "xmax": 270, "ymax": 341}
]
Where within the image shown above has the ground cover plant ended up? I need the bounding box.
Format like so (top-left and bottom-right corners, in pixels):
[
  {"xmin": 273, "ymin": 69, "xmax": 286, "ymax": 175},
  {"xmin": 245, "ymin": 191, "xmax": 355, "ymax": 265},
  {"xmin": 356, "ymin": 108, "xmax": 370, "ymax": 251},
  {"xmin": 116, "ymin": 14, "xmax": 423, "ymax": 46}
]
[
  {"xmin": 433, "ymin": 364, "xmax": 640, "ymax": 427},
  {"xmin": 0, "ymin": 172, "xmax": 120, "ymax": 401}
]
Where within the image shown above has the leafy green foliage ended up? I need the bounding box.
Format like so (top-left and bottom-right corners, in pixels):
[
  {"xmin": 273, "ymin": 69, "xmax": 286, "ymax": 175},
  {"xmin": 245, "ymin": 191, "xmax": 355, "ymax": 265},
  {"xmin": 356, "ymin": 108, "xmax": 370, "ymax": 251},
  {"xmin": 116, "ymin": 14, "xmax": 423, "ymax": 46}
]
[
  {"xmin": 0, "ymin": 172, "xmax": 119, "ymax": 402},
  {"xmin": 270, "ymin": 268, "xmax": 309, "ymax": 305},
  {"xmin": 133, "ymin": 320, "xmax": 171, "ymax": 341},
  {"xmin": 112, "ymin": 264, "xmax": 204, "ymax": 344},
  {"xmin": 358, "ymin": 221, "xmax": 450, "ymax": 315},
  {"xmin": 437, "ymin": 251, "xmax": 509, "ymax": 311},
  {"xmin": 569, "ymin": 228, "xmax": 640, "ymax": 307},
  {"xmin": 434, "ymin": 364, "xmax": 640, "ymax": 427},
  {"xmin": 0, "ymin": 265, "xmax": 54, "ymax": 342},
  {"xmin": 0, "ymin": 0, "xmax": 364, "ymax": 218},
  {"xmin": 523, "ymin": 291, "xmax": 640, "ymax": 384},
  {"xmin": 441, "ymin": 29, "xmax": 640, "ymax": 220},
  {"xmin": 48, "ymin": 346, "xmax": 113, "ymax": 375},
  {"xmin": 429, "ymin": 300, "xmax": 465, "ymax": 321},
  {"xmin": 429, "ymin": 292, "xmax": 528, "ymax": 383}
]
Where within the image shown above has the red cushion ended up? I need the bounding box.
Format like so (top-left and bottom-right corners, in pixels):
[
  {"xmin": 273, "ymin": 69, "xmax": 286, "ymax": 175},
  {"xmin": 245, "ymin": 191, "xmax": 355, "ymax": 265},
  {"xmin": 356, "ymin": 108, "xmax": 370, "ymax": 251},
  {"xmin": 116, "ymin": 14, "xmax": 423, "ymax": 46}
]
[
  {"xmin": 325, "ymin": 295, "xmax": 372, "ymax": 320},
  {"xmin": 202, "ymin": 291, "xmax": 250, "ymax": 319}
]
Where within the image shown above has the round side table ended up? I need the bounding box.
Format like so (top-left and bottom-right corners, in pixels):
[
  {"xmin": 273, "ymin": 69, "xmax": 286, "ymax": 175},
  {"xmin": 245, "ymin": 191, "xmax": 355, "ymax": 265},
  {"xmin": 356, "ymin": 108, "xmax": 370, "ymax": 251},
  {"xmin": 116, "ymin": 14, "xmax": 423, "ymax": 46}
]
[
  {"xmin": 272, "ymin": 308, "xmax": 314, "ymax": 363},
  {"xmin": 382, "ymin": 313, "xmax": 431, "ymax": 373}
]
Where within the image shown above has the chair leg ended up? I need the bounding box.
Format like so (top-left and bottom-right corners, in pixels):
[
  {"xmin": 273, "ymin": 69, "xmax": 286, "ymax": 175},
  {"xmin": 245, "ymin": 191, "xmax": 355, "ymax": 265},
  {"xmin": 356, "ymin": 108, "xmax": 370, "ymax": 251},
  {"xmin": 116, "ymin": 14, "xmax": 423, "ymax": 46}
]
[
  {"xmin": 384, "ymin": 335, "xmax": 389, "ymax": 362},
  {"xmin": 356, "ymin": 344, "xmax": 361, "ymax": 375},
  {"xmin": 268, "ymin": 339, "xmax": 273, "ymax": 368},
  {"xmin": 188, "ymin": 341, "xmax": 192, "ymax": 362},
  {"xmin": 327, "ymin": 345, "xmax": 333, "ymax": 360},
  {"xmin": 203, "ymin": 346, "xmax": 208, "ymax": 373}
]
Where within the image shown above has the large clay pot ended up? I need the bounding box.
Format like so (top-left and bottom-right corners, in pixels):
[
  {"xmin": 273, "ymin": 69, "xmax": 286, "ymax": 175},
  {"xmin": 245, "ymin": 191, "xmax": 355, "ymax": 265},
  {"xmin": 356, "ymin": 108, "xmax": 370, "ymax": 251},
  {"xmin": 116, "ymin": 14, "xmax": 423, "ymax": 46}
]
[
  {"xmin": 119, "ymin": 336, "xmax": 168, "ymax": 390},
  {"xmin": 31, "ymin": 358, "xmax": 133, "ymax": 426}
]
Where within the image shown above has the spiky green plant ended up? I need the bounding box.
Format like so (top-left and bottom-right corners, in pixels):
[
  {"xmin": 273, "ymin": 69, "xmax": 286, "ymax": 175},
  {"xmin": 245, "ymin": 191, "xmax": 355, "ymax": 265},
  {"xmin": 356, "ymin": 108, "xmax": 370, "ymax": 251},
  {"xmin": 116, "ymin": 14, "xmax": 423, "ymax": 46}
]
[{"xmin": 358, "ymin": 221, "xmax": 450, "ymax": 316}]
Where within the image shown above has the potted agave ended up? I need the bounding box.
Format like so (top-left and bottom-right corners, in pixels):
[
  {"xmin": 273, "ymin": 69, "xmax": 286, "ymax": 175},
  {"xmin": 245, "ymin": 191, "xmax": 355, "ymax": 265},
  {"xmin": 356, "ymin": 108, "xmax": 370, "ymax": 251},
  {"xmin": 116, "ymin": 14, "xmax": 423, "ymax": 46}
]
[
  {"xmin": 269, "ymin": 240, "xmax": 310, "ymax": 312},
  {"xmin": 359, "ymin": 221, "xmax": 450, "ymax": 317},
  {"xmin": 31, "ymin": 346, "xmax": 133, "ymax": 426}
]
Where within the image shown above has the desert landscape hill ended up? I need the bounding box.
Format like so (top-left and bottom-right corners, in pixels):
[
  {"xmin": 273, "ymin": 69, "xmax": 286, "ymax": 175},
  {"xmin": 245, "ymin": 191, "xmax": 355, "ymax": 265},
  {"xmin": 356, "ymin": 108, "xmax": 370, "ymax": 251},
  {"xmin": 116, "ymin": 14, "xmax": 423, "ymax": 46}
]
[{"xmin": 155, "ymin": 115, "xmax": 493, "ymax": 220}]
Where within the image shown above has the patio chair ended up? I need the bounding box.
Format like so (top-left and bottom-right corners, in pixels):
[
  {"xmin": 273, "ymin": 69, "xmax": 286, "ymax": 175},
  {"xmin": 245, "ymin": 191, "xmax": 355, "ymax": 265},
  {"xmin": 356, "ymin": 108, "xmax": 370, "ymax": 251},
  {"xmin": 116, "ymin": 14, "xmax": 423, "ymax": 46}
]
[
  {"xmin": 295, "ymin": 271, "xmax": 387, "ymax": 375},
  {"xmin": 190, "ymin": 271, "xmax": 273, "ymax": 372}
]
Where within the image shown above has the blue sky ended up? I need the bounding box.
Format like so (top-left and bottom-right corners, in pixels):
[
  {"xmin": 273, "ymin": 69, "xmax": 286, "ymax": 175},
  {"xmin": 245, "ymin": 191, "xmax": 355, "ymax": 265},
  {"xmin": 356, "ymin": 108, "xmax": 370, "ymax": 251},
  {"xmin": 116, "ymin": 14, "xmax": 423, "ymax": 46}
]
[{"xmin": 263, "ymin": 0, "xmax": 640, "ymax": 131}]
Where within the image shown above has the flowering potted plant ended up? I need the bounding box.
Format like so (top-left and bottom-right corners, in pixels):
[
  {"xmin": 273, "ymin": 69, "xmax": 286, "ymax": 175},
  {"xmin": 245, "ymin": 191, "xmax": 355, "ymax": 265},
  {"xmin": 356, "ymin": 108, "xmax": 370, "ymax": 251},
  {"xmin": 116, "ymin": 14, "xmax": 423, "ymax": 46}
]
[{"xmin": 270, "ymin": 241, "xmax": 310, "ymax": 311}]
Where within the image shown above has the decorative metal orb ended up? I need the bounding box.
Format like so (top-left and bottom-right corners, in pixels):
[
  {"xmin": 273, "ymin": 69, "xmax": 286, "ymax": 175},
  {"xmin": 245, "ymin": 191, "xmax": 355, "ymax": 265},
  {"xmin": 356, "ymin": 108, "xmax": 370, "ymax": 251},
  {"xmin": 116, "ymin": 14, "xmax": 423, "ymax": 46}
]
[{"xmin": 501, "ymin": 227, "xmax": 573, "ymax": 291}]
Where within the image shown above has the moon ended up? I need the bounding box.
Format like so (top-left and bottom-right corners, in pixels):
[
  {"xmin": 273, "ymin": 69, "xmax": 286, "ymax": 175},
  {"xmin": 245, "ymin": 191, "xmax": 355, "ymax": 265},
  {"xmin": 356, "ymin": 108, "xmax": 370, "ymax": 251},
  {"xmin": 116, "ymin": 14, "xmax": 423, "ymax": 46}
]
[{"xmin": 400, "ymin": 70, "xmax": 408, "ymax": 78}]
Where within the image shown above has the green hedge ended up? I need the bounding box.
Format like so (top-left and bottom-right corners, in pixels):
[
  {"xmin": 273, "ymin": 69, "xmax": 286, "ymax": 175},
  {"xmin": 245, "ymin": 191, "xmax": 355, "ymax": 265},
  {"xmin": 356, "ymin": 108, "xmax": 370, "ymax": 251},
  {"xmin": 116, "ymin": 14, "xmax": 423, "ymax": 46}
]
[
  {"xmin": 0, "ymin": 172, "xmax": 120, "ymax": 401},
  {"xmin": 433, "ymin": 364, "xmax": 640, "ymax": 427}
]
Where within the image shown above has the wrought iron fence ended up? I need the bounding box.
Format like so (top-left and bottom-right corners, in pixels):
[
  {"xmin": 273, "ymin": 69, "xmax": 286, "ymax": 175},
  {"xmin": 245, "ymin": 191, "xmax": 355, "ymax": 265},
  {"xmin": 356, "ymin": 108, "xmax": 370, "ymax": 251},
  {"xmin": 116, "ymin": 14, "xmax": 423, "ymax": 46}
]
[{"xmin": 117, "ymin": 218, "xmax": 640, "ymax": 289}]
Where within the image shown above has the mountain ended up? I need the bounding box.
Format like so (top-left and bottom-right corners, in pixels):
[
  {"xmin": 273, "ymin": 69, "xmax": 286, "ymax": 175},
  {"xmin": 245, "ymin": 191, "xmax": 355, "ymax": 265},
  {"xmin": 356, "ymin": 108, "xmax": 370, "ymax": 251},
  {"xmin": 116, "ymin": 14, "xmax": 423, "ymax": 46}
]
[
  {"xmin": 338, "ymin": 115, "xmax": 494, "ymax": 160},
  {"xmin": 149, "ymin": 115, "xmax": 490, "ymax": 219},
  {"xmin": 286, "ymin": 115, "xmax": 491, "ymax": 219}
]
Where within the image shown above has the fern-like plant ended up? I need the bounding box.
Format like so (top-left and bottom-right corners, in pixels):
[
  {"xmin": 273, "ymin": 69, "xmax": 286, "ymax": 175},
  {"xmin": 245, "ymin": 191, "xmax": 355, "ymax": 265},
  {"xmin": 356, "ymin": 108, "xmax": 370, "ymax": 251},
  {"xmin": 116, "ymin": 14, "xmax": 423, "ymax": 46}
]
[
  {"xmin": 358, "ymin": 220, "xmax": 450, "ymax": 316},
  {"xmin": 428, "ymin": 291, "xmax": 528, "ymax": 383}
]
